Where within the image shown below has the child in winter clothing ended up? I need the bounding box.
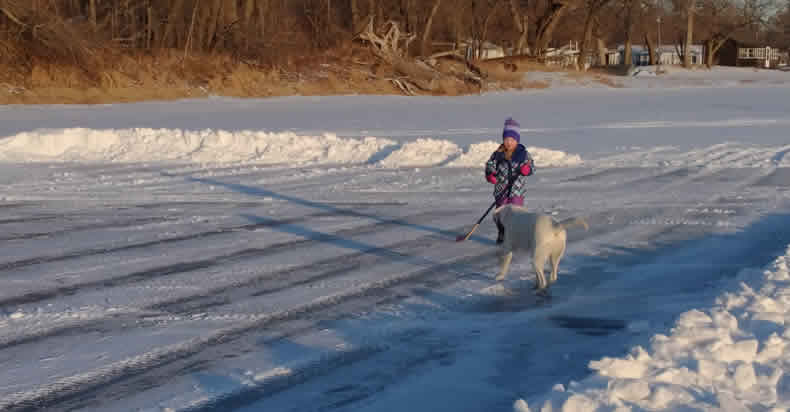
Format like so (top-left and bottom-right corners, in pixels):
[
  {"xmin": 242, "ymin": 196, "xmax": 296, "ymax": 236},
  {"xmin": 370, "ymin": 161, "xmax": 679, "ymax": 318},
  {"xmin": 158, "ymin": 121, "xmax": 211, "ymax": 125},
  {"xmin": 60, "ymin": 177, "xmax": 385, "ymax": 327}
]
[{"xmin": 485, "ymin": 117, "xmax": 534, "ymax": 243}]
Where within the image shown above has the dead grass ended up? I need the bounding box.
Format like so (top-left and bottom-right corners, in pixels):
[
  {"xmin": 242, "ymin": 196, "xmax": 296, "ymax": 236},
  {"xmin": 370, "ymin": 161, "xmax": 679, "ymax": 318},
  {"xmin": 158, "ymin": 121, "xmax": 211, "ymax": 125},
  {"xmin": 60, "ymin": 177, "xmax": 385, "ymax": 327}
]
[
  {"xmin": 592, "ymin": 75, "xmax": 623, "ymax": 88},
  {"xmin": 0, "ymin": 48, "xmax": 619, "ymax": 104},
  {"xmin": 523, "ymin": 81, "xmax": 551, "ymax": 89},
  {"xmin": 476, "ymin": 56, "xmax": 624, "ymax": 90},
  {"xmin": 477, "ymin": 55, "xmax": 571, "ymax": 73},
  {"xmin": 0, "ymin": 45, "xmax": 411, "ymax": 104}
]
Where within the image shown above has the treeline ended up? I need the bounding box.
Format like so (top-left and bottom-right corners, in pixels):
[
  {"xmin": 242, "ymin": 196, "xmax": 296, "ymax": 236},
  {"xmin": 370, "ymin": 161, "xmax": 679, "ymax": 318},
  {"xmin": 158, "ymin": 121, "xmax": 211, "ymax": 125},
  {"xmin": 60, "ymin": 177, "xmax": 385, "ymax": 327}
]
[{"xmin": 0, "ymin": 0, "xmax": 788, "ymax": 71}]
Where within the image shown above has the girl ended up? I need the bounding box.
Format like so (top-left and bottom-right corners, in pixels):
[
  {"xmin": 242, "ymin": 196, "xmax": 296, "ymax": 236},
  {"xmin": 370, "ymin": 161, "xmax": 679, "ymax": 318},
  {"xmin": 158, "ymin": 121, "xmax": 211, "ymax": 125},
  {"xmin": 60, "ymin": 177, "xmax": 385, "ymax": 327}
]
[{"xmin": 485, "ymin": 117, "xmax": 534, "ymax": 243}]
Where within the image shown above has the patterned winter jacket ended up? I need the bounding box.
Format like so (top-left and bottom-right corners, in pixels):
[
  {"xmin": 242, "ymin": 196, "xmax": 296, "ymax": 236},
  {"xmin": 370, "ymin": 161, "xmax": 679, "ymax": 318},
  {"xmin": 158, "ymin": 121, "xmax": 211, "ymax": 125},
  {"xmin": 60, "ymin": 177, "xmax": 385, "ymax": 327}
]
[{"xmin": 484, "ymin": 144, "xmax": 535, "ymax": 201}]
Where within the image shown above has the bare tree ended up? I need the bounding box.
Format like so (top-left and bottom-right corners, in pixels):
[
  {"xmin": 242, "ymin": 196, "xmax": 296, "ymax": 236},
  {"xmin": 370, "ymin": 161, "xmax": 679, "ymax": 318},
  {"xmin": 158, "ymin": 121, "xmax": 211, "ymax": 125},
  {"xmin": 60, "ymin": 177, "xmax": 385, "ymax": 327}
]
[
  {"xmin": 242, "ymin": 0, "xmax": 256, "ymax": 50},
  {"xmin": 161, "ymin": 0, "xmax": 187, "ymax": 48},
  {"xmin": 684, "ymin": 0, "xmax": 695, "ymax": 67},
  {"xmin": 350, "ymin": 0, "xmax": 360, "ymax": 33},
  {"xmin": 670, "ymin": 0, "xmax": 697, "ymax": 67},
  {"xmin": 421, "ymin": 0, "xmax": 443, "ymax": 56},
  {"xmin": 224, "ymin": 0, "xmax": 241, "ymax": 47},
  {"xmin": 205, "ymin": 0, "xmax": 223, "ymax": 51},
  {"xmin": 508, "ymin": 0, "xmax": 529, "ymax": 54},
  {"xmin": 534, "ymin": 0, "xmax": 572, "ymax": 53},
  {"xmin": 469, "ymin": 0, "xmax": 502, "ymax": 60},
  {"xmin": 645, "ymin": 31, "xmax": 658, "ymax": 63},
  {"xmin": 580, "ymin": 0, "xmax": 616, "ymax": 69},
  {"xmin": 0, "ymin": 0, "xmax": 779, "ymax": 82},
  {"xmin": 622, "ymin": 0, "xmax": 638, "ymax": 66},
  {"xmin": 765, "ymin": 0, "xmax": 790, "ymax": 49},
  {"xmin": 597, "ymin": 36, "xmax": 607, "ymax": 63},
  {"xmin": 444, "ymin": 0, "xmax": 469, "ymax": 47},
  {"xmin": 698, "ymin": 0, "xmax": 775, "ymax": 66},
  {"xmin": 89, "ymin": 0, "xmax": 97, "ymax": 30},
  {"xmin": 368, "ymin": 0, "xmax": 381, "ymax": 23},
  {"xmin": 400, "ymin": 0, "xmax": 416, "ymax": 34}
]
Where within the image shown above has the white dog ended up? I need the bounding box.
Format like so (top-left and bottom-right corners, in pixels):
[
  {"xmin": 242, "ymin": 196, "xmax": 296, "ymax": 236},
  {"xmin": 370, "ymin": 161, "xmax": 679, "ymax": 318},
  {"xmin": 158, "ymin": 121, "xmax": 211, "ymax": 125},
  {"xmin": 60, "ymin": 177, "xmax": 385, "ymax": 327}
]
[{"xmin": 493, "ymin": 205, "xmax": 589, "ymax": 290}]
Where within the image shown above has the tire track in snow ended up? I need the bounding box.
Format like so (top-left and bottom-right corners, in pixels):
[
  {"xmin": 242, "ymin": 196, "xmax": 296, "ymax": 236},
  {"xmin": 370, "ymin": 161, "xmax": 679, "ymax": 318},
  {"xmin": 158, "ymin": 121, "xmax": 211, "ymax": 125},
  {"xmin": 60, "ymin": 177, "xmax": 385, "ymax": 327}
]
[
  {"xmin": 3, "ymin": 166, "xmax": 776, "ymax": 410},
  {"xmin": 0, "ymin": 202, "xmax": 36, "ymax": 210},
  {"xmin": 43, "ymin": 164, "xmax": 359, "ymax": 197},
  {"xmin": 560, "ymin": 167, "xmax": 648, "ymax": 184},
  {"xmin": 0, "ymin": 208, "xmax": 372, "ymax": 273},
  {"xmin": 0, "ymin": 215, "xmax": 58, "ymax": 226},
  {"xmin": 0, "ymin": 210, "xmax": 453, "ymax": 349},
  {"xmin": 0, "ymin": 201, "xmax": 686, "ymax": 411},
  {"xmin": 150, "ymin": 224, "xmax": 459, "ymax": 315},
  {"xmin": 130, "ymin": 200, "xmax": 276, "ymax": 209},
  {"xmin": 178, "ymin": 327, "xmax": 460, "ymax": 412},
  {"xmin": 62, "ymin": 207, "xmax": 659, "ymax": 412},
  {"xmin": 0, "ymin": 209, "xmax": 446, "ymax": 308},
  {"xmin": 0, "ymin": 246, "xmax": 498, "ymax": 412},
  {"xmin": 0, "ymin": 216, "xmax": 178, "ymax": 241}
]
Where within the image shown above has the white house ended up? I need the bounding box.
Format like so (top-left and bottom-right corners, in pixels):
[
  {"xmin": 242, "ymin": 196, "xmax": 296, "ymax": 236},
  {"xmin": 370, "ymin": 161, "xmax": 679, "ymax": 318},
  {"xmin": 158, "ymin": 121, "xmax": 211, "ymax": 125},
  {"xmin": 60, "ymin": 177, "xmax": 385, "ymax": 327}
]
[
  {"xmin": 542, "ymin": 41, "xmax": 580, "ymax": 68},
  {"xmin": 613, "ymin": 44, "xmax": 705, "ymax": 66},
  {"xmin": 462, "ymin": 40, "xmax": 506, "ymax": 61},
  {"xmin": 737, "ymin": 46, "xmax": 785, "ymax": 68}
]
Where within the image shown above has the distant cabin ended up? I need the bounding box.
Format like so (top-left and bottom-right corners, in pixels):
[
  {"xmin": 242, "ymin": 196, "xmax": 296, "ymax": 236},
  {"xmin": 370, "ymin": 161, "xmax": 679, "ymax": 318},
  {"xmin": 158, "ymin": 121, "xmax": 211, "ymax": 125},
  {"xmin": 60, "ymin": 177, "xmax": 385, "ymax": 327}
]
[
  {"xmin": 716, "ymin": 39, "xmax": 788, "ymax": 69},
  {"xmin": 461, "ymin": 40, "xmax": 506, "ymax": 61},
  {"xmin": 610, "ymin": 45, "xmax": 705, "ymax": 66},
  {"xmin": 542, "ymin": 41, "xmax": 580, "ymax": 68}
]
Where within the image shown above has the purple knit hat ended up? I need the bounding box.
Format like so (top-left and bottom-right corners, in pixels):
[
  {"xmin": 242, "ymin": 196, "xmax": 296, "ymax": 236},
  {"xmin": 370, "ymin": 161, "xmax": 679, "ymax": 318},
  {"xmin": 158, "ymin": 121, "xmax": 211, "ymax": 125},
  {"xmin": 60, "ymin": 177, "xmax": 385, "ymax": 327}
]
[{"xmin": 502, "ymin": 117, "xmax": 521, "ymax": 143}]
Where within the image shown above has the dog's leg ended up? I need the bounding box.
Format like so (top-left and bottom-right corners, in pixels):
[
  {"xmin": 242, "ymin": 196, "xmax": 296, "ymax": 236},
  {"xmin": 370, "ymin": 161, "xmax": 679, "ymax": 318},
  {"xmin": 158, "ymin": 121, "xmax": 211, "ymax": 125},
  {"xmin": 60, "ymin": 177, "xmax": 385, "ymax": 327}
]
[
  {"xmin": 532, "ymin": 247, "xmax": 548, "ymax": 290},
  {"xmin": 549, "ymin": 241, "xmax": 566, "ymax": 284},
  {"xmin": 496, "ymin": 251, "xmax": 513, "ymax": 282}
]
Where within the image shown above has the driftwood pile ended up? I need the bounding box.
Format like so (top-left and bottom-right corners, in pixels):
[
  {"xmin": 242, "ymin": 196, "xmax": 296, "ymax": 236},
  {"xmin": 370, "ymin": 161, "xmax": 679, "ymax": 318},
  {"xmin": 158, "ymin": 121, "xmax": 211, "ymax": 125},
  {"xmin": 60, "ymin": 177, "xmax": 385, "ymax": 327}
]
[{"xmin": 358, "ymin": 19, "xmax": 483, "ymax": 95}]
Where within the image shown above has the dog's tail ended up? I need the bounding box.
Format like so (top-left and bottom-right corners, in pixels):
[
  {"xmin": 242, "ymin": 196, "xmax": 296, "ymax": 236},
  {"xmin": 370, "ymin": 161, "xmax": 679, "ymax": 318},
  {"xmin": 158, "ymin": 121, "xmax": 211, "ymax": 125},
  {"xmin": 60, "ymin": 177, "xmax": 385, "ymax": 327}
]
[{"xmin": 557, "ymin": 217, "xmax": 589, "ymax": 231}]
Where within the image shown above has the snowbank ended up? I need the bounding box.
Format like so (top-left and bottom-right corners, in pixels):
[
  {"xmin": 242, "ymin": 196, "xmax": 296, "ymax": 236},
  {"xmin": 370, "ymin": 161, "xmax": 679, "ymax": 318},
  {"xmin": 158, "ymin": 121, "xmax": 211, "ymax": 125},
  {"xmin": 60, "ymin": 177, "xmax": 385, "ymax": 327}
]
[
  {"xmin": 526, "ymin": 66, "xmax": 790, "ymax": 89},
  {"xmin": 448, "ymin": 141, "xmax": 582, "ymax": 168},
  {"xmin": 516, "ymin": 245, "xmax": 790, "ymax": 412},
  {"xmin": 0, "ymin": 128, "xmax": 584, "ymax": 169},
  {"xmin": 0, "ymin": 128, "xmax": 396, "ymax": 165},
  {"xmin": 5, "ymin": 127, "xmax": 789, "ymax": 171},
  {"xmin": 378, "ymin": 138, "xmax": 462, "ymax": 168}
]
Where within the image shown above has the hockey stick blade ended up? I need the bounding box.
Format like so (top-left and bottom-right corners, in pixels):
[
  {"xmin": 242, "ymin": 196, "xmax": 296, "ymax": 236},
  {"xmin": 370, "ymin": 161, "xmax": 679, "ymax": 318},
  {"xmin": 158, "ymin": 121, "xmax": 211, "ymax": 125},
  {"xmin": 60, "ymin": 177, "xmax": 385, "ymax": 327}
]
[{"xmin": 456, "ymin": 223, "xmax": 479, "ymax": 242}]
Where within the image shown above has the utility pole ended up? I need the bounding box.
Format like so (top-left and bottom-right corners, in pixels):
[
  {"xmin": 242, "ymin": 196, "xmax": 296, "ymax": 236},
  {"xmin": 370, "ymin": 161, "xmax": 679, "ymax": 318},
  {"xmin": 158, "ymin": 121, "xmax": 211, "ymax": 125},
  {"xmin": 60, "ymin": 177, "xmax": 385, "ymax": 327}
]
[
  {"xmin": 657, "ymin": 0, "xmax": 663, "ymax": 71},
  {"xmin": 657, "ymin": 16, "xmax": 661, "ymax": 67}
]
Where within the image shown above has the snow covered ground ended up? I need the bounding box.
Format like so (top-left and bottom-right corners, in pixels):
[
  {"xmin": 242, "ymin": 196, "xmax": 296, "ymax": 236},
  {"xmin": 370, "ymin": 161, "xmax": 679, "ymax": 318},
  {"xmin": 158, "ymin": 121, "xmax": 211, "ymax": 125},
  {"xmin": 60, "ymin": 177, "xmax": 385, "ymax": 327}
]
[
  {"xmin": 526, "ymin": 65, "xmax": 790, "ymax": 90},
  {"xmin": 1, "ymin": 67, "xmax": 789, "ymax": 411}
]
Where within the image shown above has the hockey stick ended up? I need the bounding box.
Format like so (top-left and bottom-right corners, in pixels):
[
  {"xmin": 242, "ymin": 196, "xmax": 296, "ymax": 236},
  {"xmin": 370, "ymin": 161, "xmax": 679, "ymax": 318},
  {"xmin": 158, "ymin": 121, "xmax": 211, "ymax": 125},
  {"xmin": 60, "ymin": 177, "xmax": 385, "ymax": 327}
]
[
  {"xmin": 456, "ymin": 179, "xmax": 516, "ymax": 242},
  {"xmin": 455, "ymin": 200, "xmax": 498, "ymax": 242}
]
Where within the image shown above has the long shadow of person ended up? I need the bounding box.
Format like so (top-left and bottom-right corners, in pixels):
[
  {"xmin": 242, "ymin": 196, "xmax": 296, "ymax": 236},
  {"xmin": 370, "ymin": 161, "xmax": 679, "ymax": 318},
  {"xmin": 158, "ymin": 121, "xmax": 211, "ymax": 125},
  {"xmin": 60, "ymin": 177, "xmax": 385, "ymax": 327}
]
[{"xmin": 178, "ymin": 173, "xmax": 495, "ymax": 246}]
